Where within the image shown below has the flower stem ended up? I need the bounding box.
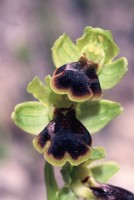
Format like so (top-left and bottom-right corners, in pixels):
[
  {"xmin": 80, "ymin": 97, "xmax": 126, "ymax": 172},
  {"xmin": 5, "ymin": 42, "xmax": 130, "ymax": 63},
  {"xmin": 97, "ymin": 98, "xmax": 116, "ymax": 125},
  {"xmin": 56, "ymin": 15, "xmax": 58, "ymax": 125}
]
[{"xmin": 44, "ymin": 161, "xmax": 59, "ymax": 200}]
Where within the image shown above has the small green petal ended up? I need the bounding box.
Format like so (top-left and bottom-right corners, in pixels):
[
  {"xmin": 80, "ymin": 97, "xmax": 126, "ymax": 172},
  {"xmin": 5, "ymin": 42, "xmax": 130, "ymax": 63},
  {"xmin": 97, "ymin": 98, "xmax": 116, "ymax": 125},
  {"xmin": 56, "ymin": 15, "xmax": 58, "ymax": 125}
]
[
  {"xmin": 90, "ymin": 161, "xmax": 120, "ymax": 183},
  {"xmin": 99, "ymin": 57, "xmax": 128, "ymax": 89},
  {"xmin": 52, "ymin": 33, "xmax": 79, "ymax": 68},
  {"xmin": 90, "ymin": 147, "xmax": 106, "ymax": 160},
  {"xmin": 77, "ymin": 26, "xmax": 119, "ymax": 68},
  {"xmin": 76, "ymin": 100, "xmax": 123, "ymax": 134},
  {"xmin": 82, "ymin": 147, "xmax": 106, "ymax": 167},
  {"xmin": 11, "ymin": 102, "xmax": 49, "ymax": 135},
  {"xmin": 45, "ymin": 162, "xmax": 58, "ymax": 200},
  {"xmin": 27, "ymin": 76, "xmax": 51, "ymax": 106}
]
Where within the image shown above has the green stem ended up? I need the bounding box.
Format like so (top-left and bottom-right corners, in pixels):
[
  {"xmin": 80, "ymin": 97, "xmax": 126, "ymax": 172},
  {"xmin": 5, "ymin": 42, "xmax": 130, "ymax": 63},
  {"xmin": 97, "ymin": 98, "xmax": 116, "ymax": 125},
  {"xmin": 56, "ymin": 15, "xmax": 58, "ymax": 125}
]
[{"xmin": 44, "ymin": 161, "xmax": 59, "ymax": 200}]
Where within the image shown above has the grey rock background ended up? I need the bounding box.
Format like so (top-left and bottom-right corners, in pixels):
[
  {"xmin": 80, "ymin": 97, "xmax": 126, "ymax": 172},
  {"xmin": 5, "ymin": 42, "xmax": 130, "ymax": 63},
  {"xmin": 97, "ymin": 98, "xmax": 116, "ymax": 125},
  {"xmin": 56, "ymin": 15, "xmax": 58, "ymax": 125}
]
[{"xmin": 0, "ymin": 0, "xmax": 134, "ymax": 199}]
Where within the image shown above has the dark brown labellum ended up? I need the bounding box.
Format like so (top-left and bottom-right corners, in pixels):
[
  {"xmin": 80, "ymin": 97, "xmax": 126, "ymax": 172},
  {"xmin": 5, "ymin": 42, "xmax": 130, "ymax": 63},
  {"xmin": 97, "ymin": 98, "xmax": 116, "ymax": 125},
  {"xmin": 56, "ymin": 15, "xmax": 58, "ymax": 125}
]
[
  {"xmin": 50, "ymin": 56, "xmax": 102, "ymax": 102},
  {"xmin": 33, "ymin": 108, "xmax": 92, "ymax": 165}
]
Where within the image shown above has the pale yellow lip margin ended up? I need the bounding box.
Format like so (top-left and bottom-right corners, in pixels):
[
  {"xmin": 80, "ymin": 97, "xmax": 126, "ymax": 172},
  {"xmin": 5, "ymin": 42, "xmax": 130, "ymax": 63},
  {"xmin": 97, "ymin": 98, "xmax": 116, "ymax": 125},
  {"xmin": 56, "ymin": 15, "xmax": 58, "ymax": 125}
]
[
  {"xmin": 33, "ymin": 139, "xmax": 92, "ymax": 167},
  {"xmin": 50, "ymin": 76, "xmax": 93, "ymax": 103}
]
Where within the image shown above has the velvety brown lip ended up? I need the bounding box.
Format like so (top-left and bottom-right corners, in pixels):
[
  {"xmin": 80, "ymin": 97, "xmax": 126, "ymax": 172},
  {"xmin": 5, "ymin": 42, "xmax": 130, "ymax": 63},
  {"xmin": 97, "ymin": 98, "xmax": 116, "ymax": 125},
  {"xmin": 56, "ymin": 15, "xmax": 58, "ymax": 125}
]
[
  {"xmin": 34, "ymin": 108, "xmax": 92, "ymax": 161},
  {"xmin": 51, "ymin": 56, "xmax": 102, "ymax": 101}
]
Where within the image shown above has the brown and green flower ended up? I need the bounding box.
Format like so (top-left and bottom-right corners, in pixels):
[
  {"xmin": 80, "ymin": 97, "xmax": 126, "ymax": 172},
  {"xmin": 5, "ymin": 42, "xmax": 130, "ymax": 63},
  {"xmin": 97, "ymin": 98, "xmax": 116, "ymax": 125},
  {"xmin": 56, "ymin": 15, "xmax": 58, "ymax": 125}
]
[
  {"xmin": 11, "ymin": 27, "xmax": 126, "ymax": 166},
  {"xmin": 11, "ymin": 75, "xmax": 122, "ymax": 166},
  {"xmin": 51, "ymin": 26, "xmax": 128, "ymax": 101}
]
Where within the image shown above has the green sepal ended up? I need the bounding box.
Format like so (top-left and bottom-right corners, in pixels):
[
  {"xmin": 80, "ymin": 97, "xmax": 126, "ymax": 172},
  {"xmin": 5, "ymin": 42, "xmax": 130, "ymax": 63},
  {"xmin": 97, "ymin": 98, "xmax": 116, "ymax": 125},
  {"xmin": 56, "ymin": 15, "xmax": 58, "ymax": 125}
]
[
  {"xmin": 90, "ymin": 147, "xmax": 106, "ymax": 160},
  {"xmin": 99, "ymin": 57, "xmax": 128, "ymax": 89},
  {"xmin": 27, "ymin": 76, "xmax": 51, "ymax": 106},
  {"xmin": 76, "ymin": 100, "xmax": 123, "ymax": 134},
  {"xmin": 82, "ymin": 147, "xmax": 106, "ymax": 167},
  {"xmin": 90, "ymin": 161, "xmax": 120, "ymax": 183},
  {"xmin": 52, "ymin": 33, "xmax": 79, "ymax": 68},
  {"xmin": 57, "ymin": 187, "xmax": 77, "ymax": 200},
  {"xmin": 77, "ymin": 26, "xmax": 119, "ymax": 66},
  {"xmin": 11, "ymin": 102, "xmax": 49, "ymax": 135},
  {"xmin": 45, "ymin": 162, "xmax": 59, "ymax": 200}
]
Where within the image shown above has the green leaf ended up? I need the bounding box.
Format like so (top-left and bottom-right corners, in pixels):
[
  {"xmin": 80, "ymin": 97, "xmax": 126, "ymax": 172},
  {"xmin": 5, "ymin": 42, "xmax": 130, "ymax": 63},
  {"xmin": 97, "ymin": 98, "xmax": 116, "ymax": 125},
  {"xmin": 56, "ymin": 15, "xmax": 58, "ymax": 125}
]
[
  {"xmin": 52, "ymin": 33, "xmax": 79, "ymax": 68},
  {"xmin": 45, "ymin": 162, "xmax": 58, "ymax": 200},
  {"xmin": 76, "ymin": 100, "xmax": 123, "ymax": 134},
  {"xmin": 27, "ymin": 76, "xmax": 51, "ymax": 106},
  {"xmin": 57, "ymin": 187, "xmax": 77, "ymax": 200},
  {"xmin": 77, "ymin": 26, "xmax": 119, "ymax": 68},
  {"xmin": 11, "ymin": 102, "xmax": 49, "ymax": 135},
  {"xmin": 99, "ymin": 57, "xmax": 128, "ymax": 89},
  {"xmin": 90, "ymin": 161, "xmax": 120, "ymax": 183}
]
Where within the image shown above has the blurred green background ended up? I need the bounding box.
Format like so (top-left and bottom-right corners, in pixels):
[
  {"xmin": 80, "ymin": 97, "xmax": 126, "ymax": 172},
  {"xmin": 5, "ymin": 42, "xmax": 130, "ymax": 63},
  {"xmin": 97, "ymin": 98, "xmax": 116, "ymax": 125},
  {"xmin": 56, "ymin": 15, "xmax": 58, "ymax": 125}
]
[{"xmin": 0, "ymin": 0, "xmax": 134, "ymax": 199}]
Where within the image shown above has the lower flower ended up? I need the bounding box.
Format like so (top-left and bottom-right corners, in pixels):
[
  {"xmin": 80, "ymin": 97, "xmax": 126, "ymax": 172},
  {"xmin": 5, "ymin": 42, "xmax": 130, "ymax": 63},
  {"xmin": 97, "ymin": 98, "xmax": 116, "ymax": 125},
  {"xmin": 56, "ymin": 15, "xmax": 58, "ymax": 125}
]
[
  {"xmin": 90, "ymin": 183, "xmax": 134, "ymax": 200},
  {"xmin": 70, "ymin": 166, "xmax": 134, "ymax": 200},
  {"xmin": 33, "ymin": 108, "xmax": 92, "ymax": 166}
]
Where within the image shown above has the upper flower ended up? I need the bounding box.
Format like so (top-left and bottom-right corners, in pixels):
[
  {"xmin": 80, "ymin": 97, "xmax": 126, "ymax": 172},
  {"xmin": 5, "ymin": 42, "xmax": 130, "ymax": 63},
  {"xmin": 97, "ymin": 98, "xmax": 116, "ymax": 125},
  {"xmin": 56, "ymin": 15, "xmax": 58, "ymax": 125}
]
[{"xmin": 51, "ymin": 26, "xmax": 128, "ymax": 101}]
